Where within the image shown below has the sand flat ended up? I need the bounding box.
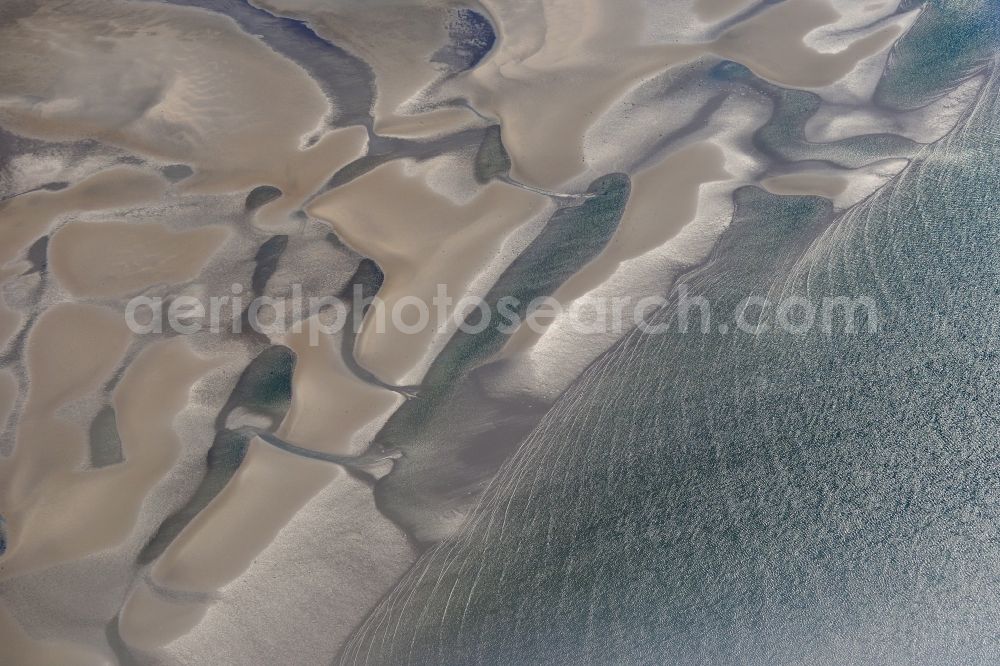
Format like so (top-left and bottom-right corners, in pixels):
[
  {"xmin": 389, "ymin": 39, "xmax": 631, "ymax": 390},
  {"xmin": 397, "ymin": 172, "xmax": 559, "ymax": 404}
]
[
  {"xmin": 553, "ymin": 142, "xmax": 728, "ymax": 302},
  {"xmin": 308, "ymin": 159, "xmax": 550, "ymax": 386},
  {"xmin": 118, "ymin": 322, "xmax": 405, "ymax": 643},
  {"xmin": 49, "ymin": 221, "xmax": 230, "ymax": 298},
  {"xmin": 462, "ymin": 0, "xmax": 701, "ymax": 190},
  {"xmin": 0, "ymin": 0, "xmax": 331, "ymax": 193},
  {"xmin": 504, "ymin": 142, "xmax": 729, "ymax": 355},
  {"xmin": 0, "ymin": 370, "xmax": 15, "ymax": 436},
  {"xmin": 713, "ymin": 0, "xmax": 905, "ymax": 88},
  {"xmin": 117, "ymin": 583, "xmax": 210, "ymax": 651},
  {"xmin": 761, "ymin": 172, "xmax": 851, "ymax": 199},
  {"xmin": 0, "ymin": 267, "xmax": 23, "ymax": 350},
  {"xmin": 762, "ymin": 158, "xmax": 910, "ymax": 209},
  {"xmin": 265, "ymin": 0, "xmax": 483, "ymax": 139},
  {"xmin": 0, "ymin": 0, "xmax": 946, "ymax": 659},
  {"xmin": 0, "ymin": 337, "xmax": 219, "ymax": 580},
  {"xmin": 276, "ymin": 317, "xmax": 404, "ymax": 455},
  {"xmin": 453, "ymin": 0, "xmax": 905, "ymax": 191},
  {"xmin": 0, "ymin": 603, "xmax": 110, "ymax": 666},
  {"xmin": 147, "ymin": 442, "xmax": 342, "ymax": 595},
  {"xmin": 1, "ymin": 303, "xmax": 131, "ymax": 501},
  {"xmin": 0, "ymin": 166, "xmax": 167, "ymax": 266},
  {"xmin": 695, "ymin": 0, "xmax": 758, "ymax": 22},
  {"xmin": 250, "ymin": 125, "xmax": 369, "ymax": 231}
]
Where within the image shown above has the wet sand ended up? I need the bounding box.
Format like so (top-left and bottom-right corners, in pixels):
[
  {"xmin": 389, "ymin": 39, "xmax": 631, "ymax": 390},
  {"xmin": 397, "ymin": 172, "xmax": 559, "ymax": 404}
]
[
  {"xmin": 148, "ymin": 467, "xmax": 418, "ymax": 664},
  {"xmin": 117, "ymin": 316, "xmax": 407, "ymax": 647},
  {"xmin": 276, "ymin": 319, "xmax": 403, "ymax": 454},
  {"xmin": 450, "ymin": 0, "xmax": 906, "ymax": 191},
  {"xmin": 0, "ymin": 370, "xmax": 15, "ymax": 437},
  {"xmin": 266, "ymin": 0, "xmax": 485, "ymax": 139},
  {"xmin": 695, "ymin": 0, "xmax": 758, "ymax": 22},
  {"xmin": 0, "ymin": 303, "xmax": 132, "ymax": 510},
  {"xmin": 125, "ymin": 443, "xmax": 343, "ymax": 646},
  {"xmin": 249, "ymin": 126, "xmax": 369, "ymax": 232},
  {"xmin": 0, "ymin": 166, "xmax": 167, "ymax": 267},
  {"xmin": 308, "ymin": 159, "xmax": 550, "ymax": 386},
  {"xmin": 0, "ymin": 603, "xmax": 110, "ymax": 666},
  {"xmin": 712, "ymin": 0, "xmax": 905, "ymax": 89},
  {"xmin": 761, "ymin": 172, "xmax": 851, "ymax": 200},
  {"xmin": 504, "ymin": 141, "xmax": 730, "ymax": 354},
  {"xmin": 0, "ymin": 0, "xmax": 944, "ymax": 661},
  {"xmin": 49, "ymin": 221, "xmax": 230, "ymax": 298},
  {"xmin": 761, "ymin": 158, "xmax": 910, "ymax": 209},
  {"xmin": 0, "ymin": 329, "xmax": 220, "ymax": 580},
  {"xmin": 0, "ymin": 0, "xmax": 332, "ymax": 194},
  {"xmin": 0, "ymin": 268, "xmax": 23, "ymax": 351},
  {"xmin": 540, "ymin": 143, "xmax": 728, "ymax": 305}
]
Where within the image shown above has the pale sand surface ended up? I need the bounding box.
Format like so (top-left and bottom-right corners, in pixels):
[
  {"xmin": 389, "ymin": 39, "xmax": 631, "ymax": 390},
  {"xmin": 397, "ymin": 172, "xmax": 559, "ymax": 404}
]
[
  {"xmin": 486, "ymin": 87, "xmax": 765, "ymax": 401},
  {"xmin": 0, "ymin": 370, "xmax": 15, "ymax": 436},
  {"xmin": 363, "ymin": 106, "xmax": 485, "ymax": 141},
  {"xmin": 504, "ymin": 141, "xmax": 729, "ymax": 354},
  {"xmin": 49, "ymin": 221, "xmax": 230, "ymax": 298},
  {"xmin": 150, "ymin": 470, "xmax": 417, "ymax": 664},
  {"xmin": 762, "ymin": 158, "xmax": 910, "ymax": 209},
  {"xmin": 0, "ymin": 333, "xmax": 219, "ymax": 580},
  {"xmin": 308, "ymin": 159, "xmax": 550, "ymax": 386},
  {"xmin": 761, "ymin": 172, "xmax": 851, "ymax": 200},
  {"xmin": 541, "ymin": 143, "xmax": 728, "ymax": 304},
  {"xmin": 493, "ymin": 0, "xmax": 908, "ymax": 369},
  {"xmin": 806, "ymin": 73, "xmax": 986, "ymax": 144},
  {"xmin": 127, "ymin": 323, "xmax": 405, "ymax": 642},
  {"xmin": 276, "ymin": 318, "xmax": 404, "ymax": 455},
  {"xmin": 611, "ymin": 143, "xmax": 729, "ymax": 257},
  {"xmin": 712, "ymin": 0, "xmax": 905, "ymax": 89},
  {"xmin": 248, "ymin": 125, "xmax": 369, "ymax": 232},
  {"xmin": 695, "ymin": 0, "xmax": 758, "ymax": 22},
  {"xmin": 0, "ymin": 269, "xmax": 23, "ymax": 350},
  {"xmin": 809, "ymin": 0, "xmax": 913, "ymax": 49},
  {"xmin": 0, "ymin": 603, "xmax": 110, "ymax": 666},
  {"xmin": 455, "ymin": 0, "xmax": 904, "ymax": 191},
  {"xmin": 0, "ymin": 166, "xmax": 167, "ymax": 266},
  {"xmin": 118, "ymin": 584, "xmax": 209, "ymax": 652},
  {"xmin": 461, "ymin": 0, "xmax": 697, "ymax": 190},
  {"xmin": 0, "ymin": 304, "xmax": 131, "ymax": 506},
  {"xmin": 258, "ymin": 0, "xmax": 485, "ymax": 139},
  {"xmin": 0, "ymin": 0, "xmax": 331, "ymax": 193},
  {"xmin": 137, "ymin": 445, "xmax": 341, "ymax": 630}
]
